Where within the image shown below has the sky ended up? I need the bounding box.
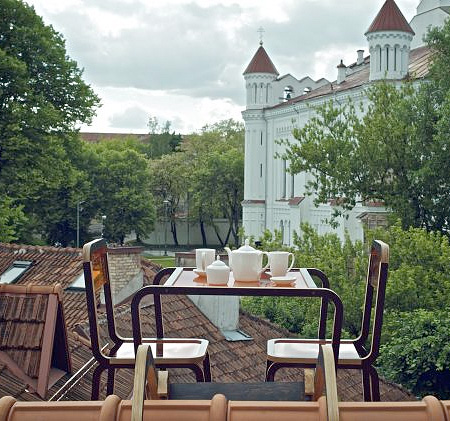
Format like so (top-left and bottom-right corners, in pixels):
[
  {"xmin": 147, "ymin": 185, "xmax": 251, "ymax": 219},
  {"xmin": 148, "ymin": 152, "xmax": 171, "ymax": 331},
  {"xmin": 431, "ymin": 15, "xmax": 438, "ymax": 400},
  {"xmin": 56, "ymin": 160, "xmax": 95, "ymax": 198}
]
[{"xmin": 26, "ymin": 0, "xmax": 418, "ymax": 134}]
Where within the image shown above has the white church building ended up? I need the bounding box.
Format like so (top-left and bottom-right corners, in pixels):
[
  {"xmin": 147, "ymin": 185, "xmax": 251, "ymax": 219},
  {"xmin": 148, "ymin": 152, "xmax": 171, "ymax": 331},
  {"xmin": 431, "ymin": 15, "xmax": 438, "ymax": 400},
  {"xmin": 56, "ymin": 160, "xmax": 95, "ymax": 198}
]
[{"xmin": 242, "ymin": 0, "xmax": 447, "ymax": 245}]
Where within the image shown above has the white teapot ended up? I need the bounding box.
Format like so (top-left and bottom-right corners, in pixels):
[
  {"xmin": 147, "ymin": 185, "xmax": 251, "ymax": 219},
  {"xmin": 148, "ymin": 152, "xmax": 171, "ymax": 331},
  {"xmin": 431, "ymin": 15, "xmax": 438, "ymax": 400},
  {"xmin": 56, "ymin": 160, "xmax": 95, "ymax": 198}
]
[{"xmin": 225, "ymin": 239, "xmax": 269, "ymax": 282}]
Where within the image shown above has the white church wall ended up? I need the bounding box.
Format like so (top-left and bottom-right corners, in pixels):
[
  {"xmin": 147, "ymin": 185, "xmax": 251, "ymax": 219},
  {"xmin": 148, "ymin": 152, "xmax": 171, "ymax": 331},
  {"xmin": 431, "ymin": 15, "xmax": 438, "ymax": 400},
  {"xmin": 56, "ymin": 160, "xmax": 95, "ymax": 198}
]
[
  {"xmin": 242, "ymin": 0, "xmax": 436, "ymax": 247},
  {"xmin": 410, "ymin": 7, "xmax": 450, "ymax": 48}
]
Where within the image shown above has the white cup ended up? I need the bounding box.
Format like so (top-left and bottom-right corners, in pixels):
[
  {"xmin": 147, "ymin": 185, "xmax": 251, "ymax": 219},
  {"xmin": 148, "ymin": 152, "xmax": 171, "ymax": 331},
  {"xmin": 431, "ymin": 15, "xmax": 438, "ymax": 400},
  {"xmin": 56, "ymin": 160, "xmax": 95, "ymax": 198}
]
[
  {"xmin": 195, "ymin": 248, "xmax": 216, "ymax": 271},
  {"xmin": 269, "ymin": 251, "xmax": 295, "ymax": 277}
]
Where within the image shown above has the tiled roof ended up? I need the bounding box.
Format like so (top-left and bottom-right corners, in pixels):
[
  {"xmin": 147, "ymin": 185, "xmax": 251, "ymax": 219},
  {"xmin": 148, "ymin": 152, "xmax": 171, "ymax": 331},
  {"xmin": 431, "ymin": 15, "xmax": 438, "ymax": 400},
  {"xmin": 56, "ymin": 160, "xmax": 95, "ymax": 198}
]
[
  {"xmin": 366, "ymin": 0, "xmax": 414, "ymax": 35},
  {"xmin": 0, "ymin": 284, "xmax": 71, "ymax": 398},
  {"xmin": 0, "ymin": 243, "xmax": 83, "ymax": 290},
  {"xmin": 80, "ymin": 132, "xmax": 149, "ymax": 143},
  {"xmin": 269, "ymin": 46, "xmax": 431, "ymax": 110},
  {"xmin": 243, "ymin": 44, "xmax": 279, "ymax": 75}
]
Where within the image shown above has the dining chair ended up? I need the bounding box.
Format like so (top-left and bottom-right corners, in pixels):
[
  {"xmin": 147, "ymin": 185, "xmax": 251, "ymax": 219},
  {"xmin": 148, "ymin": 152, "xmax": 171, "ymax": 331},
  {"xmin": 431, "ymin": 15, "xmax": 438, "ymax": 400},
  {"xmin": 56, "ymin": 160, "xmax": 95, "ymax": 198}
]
[
  {"xmin": 82, "ymin": 238, "xmax": 211, "ymax": 400},
  {"xmin": 266, "ymin": 240, "xmax": 389, "ymax": 401}
]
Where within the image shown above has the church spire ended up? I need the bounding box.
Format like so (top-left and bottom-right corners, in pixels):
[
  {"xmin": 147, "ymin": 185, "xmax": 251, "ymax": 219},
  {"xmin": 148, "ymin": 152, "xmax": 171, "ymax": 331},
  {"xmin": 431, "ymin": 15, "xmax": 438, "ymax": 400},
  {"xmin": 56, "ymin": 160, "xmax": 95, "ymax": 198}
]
[
  {"xmin": 243, "ymin": 44, "xmax": 279, "ymax": 76},
  {"xmin": 366, "ymin": 0, "xmax": 414, "ymax": 81},
  {"xmin": 366, "ymin": 0, "xmax": 414, "ymax": 35}
]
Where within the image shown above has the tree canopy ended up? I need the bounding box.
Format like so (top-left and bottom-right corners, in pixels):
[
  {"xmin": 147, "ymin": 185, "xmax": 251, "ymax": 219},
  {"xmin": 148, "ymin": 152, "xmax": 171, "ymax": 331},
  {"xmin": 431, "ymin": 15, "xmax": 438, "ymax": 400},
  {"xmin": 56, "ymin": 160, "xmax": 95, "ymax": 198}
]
[
  {"xmin": 0, "ymin": 0, "xmax": 100, "ymax": 243},
  {"xmin": 86, "ymin": 142, "xmax": 156, "ymax": 245},
  {"xmin": 181, "ymin": 120, "xmax": 244, "ymax": 247},
  {"xmin": 281, "ymin": 20, "xmax": 450, "ymax": 233}
]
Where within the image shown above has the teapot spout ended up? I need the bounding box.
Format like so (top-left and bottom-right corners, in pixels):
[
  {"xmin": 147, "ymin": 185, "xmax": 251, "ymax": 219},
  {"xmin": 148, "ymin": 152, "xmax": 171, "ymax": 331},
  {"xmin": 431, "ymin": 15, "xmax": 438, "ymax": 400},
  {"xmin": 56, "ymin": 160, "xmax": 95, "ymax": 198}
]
[{"xmin": 224, "ymin": 247, "xmax": 232, "ymax": 269}]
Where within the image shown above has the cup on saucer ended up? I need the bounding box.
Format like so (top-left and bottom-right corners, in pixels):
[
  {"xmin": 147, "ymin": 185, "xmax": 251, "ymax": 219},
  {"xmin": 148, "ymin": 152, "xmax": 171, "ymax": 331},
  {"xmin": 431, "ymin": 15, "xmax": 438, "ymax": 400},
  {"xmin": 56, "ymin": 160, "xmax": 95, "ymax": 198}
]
[
  {"xmin": 194, "ymin": 248, "xmax": 215, "ymax": 276},
  {"xmin": 268, "ymin": 251, "xmax": 295, "ymax": 277}
]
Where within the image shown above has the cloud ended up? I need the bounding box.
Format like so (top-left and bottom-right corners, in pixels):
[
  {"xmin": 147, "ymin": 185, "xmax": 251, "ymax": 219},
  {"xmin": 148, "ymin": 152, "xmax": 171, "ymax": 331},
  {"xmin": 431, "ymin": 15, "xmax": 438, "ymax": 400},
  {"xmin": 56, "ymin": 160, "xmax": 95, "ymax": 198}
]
[
  {"xmin": 29, "ymin": 0, "xmax": 419, "ymax": 132},
  {"xmin": 109, "ymin": 106, "xmax": 149, "ymax": 129}
]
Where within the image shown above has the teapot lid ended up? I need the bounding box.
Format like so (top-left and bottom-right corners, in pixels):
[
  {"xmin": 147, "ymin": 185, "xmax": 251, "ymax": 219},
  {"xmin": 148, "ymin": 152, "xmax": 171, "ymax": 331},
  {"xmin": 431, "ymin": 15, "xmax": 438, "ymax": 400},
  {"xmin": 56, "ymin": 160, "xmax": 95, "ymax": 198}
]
[
  {"xmin": 208, "ymin": 255, "xmax": 228, "ymax": 268},
  {"xmin": 237, "ymin": 239, "xmax": 256, "ymax": 252}
]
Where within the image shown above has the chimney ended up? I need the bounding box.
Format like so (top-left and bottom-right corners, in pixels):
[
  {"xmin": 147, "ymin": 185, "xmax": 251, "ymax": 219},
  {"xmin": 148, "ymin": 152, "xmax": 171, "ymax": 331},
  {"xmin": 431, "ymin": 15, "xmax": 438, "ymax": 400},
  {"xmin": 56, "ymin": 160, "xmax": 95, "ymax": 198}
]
[
  {"xmin": 357, "ymin": 49, "xmax": 364, "ymax": 65},
  {"xmin": 337, "ymin": 60, "xmax": 347, "ymax": 84},
  {"xmin": 178, "ymin": 251, "xmax": 239, "ymax": 331},
  {"xmin": 103, "ymin": 246, "xmax": 144, "ymax": 305}
]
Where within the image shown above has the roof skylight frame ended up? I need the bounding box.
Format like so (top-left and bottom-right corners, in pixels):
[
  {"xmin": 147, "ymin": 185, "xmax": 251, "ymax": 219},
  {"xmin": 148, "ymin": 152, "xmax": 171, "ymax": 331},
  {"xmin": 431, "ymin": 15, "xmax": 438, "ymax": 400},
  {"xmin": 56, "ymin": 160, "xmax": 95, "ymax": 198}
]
[{"xmin": 0, "ymin": 260, "xmax": 33, "ymax": 284}]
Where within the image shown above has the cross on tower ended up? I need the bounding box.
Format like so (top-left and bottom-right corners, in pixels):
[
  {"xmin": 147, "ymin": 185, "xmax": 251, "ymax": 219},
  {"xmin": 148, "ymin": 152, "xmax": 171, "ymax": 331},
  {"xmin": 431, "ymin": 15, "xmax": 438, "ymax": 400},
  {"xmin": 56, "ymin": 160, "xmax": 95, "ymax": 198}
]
[{"xmin": 257, "ymin": 26, "xmax": 265, "ymax": 45}]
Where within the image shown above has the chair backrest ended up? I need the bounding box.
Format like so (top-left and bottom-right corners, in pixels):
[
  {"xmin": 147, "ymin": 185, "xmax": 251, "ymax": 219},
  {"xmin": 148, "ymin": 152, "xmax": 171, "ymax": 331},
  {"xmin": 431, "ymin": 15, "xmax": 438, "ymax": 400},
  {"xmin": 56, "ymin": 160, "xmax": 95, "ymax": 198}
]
[
  {"xmin": 82, "ymin": 238, "xmax": 123, "ymax": 362},
  {"xmin": 355, "ymin": 240, "xmax": 389, "ymax": 361}
]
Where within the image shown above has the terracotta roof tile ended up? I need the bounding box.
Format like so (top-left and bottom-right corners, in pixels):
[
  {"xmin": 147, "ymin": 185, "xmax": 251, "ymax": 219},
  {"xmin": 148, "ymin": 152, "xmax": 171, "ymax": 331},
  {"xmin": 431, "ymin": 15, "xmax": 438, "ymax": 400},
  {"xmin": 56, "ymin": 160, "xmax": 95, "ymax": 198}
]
[
  {"xmin": 366, "ymin": 0, "xmax": 414, "ymax": 35},
  {"xmin": 243, "ymin": 45, "xmax": 279, "ymax": 75}
]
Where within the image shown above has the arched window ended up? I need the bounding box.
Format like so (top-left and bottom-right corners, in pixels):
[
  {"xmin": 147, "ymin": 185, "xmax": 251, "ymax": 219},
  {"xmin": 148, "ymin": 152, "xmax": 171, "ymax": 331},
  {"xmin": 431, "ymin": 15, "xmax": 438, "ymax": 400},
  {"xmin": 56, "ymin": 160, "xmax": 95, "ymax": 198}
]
[
  {"xmin": 283, "ymin": 86, "xmax": 294, "ymax": 101},
  {"xmin": 253, "ymin": 83, "xmax": 257, "ymax": 103},
  {"xmin": 377, "ymin": 46, "xmax": 382, "ymax": 72}
]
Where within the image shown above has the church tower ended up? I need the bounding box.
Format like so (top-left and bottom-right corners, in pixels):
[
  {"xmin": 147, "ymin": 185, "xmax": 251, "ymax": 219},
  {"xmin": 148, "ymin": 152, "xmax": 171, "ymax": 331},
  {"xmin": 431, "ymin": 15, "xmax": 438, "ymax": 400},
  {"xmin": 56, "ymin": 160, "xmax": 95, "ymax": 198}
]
[
  {"xmin": 241, "ymin": 42, "xmax": 279, "ymax": 238},
  {"xmin": 365, "ymin": 0, "xmax": 415, "ymax": 81}
]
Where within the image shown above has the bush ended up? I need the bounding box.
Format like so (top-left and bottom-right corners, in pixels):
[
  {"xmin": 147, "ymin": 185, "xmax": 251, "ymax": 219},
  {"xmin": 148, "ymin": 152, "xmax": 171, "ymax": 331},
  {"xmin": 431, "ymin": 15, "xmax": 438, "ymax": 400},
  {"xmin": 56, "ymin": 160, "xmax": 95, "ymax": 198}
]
[
  {"xmin": 379, "ymin": 310, "xmax": 450, "ymax": 398},
  {"xmin": 241, "ymin": 222, "xmax": 450, "ymax": 398}
]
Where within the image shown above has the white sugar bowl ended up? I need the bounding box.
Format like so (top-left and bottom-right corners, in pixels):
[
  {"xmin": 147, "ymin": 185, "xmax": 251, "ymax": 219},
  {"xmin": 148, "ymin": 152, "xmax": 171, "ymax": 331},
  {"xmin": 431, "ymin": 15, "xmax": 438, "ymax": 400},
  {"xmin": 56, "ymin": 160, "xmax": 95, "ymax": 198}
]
[{"xmin": 206, "ymin": 256, "xmax": 230, "ymax": 285}]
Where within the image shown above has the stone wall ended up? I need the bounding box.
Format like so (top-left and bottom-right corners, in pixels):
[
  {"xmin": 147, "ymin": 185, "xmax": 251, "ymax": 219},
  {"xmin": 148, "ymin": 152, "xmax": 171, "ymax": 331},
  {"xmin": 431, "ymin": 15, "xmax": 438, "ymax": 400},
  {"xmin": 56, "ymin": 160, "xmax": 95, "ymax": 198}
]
[{"xmin": 107, "ymin": 247, "xmax": 144, "ymax": 302}]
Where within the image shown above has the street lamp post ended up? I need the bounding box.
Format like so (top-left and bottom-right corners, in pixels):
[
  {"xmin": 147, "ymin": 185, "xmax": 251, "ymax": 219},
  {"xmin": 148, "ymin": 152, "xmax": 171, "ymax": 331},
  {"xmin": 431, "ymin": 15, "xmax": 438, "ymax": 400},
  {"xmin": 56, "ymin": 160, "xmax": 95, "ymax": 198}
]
[
  {"xmin": 76, "ymin": 201, "xmax": 85, "ymax": 248},
  {"xmin": 101, "ymin": 215, "xmax": 107, "ymax": 238},
  {"xmin": 163, "ymin": 199, "xmax": 169, "ymax": 256}
]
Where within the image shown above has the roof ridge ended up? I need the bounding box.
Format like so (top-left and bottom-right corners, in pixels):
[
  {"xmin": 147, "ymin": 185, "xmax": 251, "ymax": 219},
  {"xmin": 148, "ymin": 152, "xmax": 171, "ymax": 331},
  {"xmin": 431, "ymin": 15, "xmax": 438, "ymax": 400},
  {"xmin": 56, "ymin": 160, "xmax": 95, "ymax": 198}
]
[
  {"xmin": 0, "ymin": 243, "xmax": 81, "ymax": 256},
  {"xmin": 0, "ymin": 283, "xmax": 63, "ymax": 300}
]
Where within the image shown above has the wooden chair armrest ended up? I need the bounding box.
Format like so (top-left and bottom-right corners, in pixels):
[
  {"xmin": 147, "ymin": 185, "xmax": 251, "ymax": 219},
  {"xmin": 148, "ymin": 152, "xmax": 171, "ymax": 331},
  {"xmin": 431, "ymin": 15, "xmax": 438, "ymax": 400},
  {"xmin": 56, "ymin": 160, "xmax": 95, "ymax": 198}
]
[
  {"xmin": 132, "ymin": 344, "xmax": 167, "ymax": 421},
  {"xmin": 313, "ymin": 344, "xmax": 339, "ymax": 421},
  {"xmin": 157, "ymin": 370, "xmax": 169, "ymax": 399}
]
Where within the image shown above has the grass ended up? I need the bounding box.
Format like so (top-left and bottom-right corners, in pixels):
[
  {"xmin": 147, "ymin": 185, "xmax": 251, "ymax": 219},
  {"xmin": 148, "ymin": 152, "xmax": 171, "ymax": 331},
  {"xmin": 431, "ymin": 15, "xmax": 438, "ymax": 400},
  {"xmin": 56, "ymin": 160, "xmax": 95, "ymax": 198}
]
[{"xmin": 146, "ymin": 255, "xmax": 175, "ymax": 268}]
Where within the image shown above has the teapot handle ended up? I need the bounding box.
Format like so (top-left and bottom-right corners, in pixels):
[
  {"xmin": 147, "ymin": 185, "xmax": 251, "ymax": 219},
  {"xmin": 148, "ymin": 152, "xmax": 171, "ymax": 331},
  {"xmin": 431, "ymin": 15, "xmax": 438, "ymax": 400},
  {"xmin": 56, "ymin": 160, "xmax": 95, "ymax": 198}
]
[{"xmin": 260, "ymin": 251, "xmax": 270, "ymax": 275}]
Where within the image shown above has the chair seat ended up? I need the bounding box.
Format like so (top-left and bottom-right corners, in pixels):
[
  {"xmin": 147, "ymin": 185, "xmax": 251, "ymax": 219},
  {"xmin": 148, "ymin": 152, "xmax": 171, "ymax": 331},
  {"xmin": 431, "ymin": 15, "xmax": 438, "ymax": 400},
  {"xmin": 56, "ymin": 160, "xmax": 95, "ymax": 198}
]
[
  {"xmin": 267, "ymin": 339, "xmax": 362, "ymax": 365},
  {"xmin": 168, "ymin": 381, "xmax": 305, "ymax": 401},
  {"xmin": 111, "ymin": 339, "xmax": 209, "ymax": 365}
]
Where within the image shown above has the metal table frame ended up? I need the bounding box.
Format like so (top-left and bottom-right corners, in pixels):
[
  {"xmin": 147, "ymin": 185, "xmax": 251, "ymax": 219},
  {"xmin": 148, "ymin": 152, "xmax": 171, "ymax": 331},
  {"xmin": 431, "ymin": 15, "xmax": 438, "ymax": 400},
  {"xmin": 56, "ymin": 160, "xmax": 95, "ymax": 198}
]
[{"xmin": 131, "ymin": 267, "xmax": 343, "ymax": 368}]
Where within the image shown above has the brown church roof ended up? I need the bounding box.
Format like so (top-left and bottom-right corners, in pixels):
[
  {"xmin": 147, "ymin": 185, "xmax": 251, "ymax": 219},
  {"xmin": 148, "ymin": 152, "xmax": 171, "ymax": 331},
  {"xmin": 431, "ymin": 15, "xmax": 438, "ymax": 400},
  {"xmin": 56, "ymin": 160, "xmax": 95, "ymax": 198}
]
[
  {"xmin": 366, "ymin": 0, "xmax": 414, "ymax": 35},
  {"xmin": 243, "ymin": 44, "xmax": 279, "ymax": 75}
]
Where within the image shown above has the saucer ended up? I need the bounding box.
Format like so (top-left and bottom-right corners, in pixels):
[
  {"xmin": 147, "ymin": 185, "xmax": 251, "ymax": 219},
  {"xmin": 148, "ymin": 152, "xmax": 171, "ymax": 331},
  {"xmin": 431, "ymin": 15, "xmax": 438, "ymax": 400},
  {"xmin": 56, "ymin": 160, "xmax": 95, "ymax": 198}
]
[
  {"xmin": 270, "ymin": 275, "xmax": 297, "ymax": 285},
  {"xmin": 193, "ymin": 268, "xmax": 207, "ymax": 277}
]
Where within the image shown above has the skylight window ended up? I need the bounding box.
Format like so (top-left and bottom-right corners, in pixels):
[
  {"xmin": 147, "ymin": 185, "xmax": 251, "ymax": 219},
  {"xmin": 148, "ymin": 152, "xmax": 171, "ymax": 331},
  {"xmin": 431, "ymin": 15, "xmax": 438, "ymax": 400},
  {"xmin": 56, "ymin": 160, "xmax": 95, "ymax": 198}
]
[
  {"xmin": 67, "ymin": 272, "xmax": 85, "ymax": 291},
  {"xmin": 0, "ymin": 260, "xmax": 32, "ymax": 284}
]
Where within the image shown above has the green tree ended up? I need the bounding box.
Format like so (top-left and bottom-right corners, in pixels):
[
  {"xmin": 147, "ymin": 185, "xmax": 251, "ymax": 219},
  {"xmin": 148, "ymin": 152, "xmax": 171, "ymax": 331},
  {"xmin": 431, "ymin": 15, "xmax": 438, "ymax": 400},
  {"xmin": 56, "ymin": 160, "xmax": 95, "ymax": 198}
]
[
  {"xmin": 0, "ymin": 197, "xmax": 26, "ymax": 242},
  {"xmin": 182, "ymin": 120, "xmax": 244, "ymax": 246},
  {"xmin": 145, "ymin": 116, "xmax": 182, "ymax": 158},
  {"xmin": 0, "ymin": 0, "xmax": 99, "ymax": 242},
  {"xmin": 87, "ymin": 144, "xmax": 156, "ymax": 245},
  {"xmin": 149, "ymin": 152, "xmax": 189, "ymax": 246},
  {"xmin": 281, "ymin": 20, "xmax": 450, "ymax": 233}
]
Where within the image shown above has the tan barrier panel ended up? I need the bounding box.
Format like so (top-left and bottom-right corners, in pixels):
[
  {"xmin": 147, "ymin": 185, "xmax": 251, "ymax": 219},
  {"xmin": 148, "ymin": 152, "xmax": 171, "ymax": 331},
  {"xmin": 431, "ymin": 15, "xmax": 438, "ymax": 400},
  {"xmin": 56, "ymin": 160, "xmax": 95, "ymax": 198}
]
[{"xmin": 2, "ymin": 396, "xmax": 450, "ymax": 421}]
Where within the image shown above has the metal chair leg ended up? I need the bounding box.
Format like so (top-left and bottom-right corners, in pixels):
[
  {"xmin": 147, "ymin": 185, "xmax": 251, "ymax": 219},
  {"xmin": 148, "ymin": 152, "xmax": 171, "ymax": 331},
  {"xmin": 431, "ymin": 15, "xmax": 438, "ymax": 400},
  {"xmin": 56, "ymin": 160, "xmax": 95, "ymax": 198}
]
[
  {"xmin": 361, "ymin": 365, "xmax": 372, "ymax": 401},
  {"xmin": 265, "ymin": 362, "xmax": 278, "ymax": 382},
  {"xmin": 91, "ymin": 364, "xmax": 105, "ymax": 400},
  {"xmin": 203, "ymin": 352, "xmax": 212, "ymax": 382},
  {"xmin": 369, "ymin": 366, "xmax": 380, "ymax": 401},
  {"xmin": 106, "ymin": 368, "xmax": 115, "ymax": 396},
  {"xmin": 192, "ymin": 363, "xmax": 206, "ymax": 382}
]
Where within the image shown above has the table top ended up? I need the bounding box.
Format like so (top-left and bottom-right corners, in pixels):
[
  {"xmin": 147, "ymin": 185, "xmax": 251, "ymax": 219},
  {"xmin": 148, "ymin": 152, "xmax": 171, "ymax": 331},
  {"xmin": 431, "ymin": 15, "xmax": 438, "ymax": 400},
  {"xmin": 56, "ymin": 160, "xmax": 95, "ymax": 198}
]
[{"xmin": 163, "ymin": 267, "xmax": 317, "ymax": 289}]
